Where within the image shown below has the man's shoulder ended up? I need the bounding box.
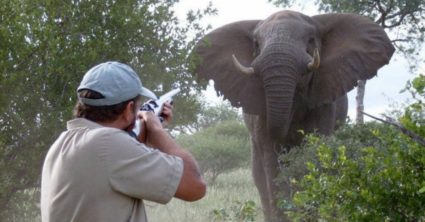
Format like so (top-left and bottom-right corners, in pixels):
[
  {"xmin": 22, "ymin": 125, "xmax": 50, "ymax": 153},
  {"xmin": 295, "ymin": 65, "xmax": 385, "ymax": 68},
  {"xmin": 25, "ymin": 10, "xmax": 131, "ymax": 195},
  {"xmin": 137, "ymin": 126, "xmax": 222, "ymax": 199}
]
[
  {"xmin": 66, "ymin": 118, "xmax": 127, "ymax": 137},
  {"xmin": 88, "ymin": 127, "xmax": 138, "ymax": 150}
]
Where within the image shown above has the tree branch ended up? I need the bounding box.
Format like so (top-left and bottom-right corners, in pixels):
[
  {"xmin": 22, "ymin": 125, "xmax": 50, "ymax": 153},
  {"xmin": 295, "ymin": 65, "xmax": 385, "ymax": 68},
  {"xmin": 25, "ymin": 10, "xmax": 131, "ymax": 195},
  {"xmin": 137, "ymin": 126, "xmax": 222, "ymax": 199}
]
[
  {"xmin": 381, "ymin": 6, "xmax": 424, "ymax": 29},
  {"xmin": 382, "ymin": 12, "xmax": 409, "ymax": 28},
  {"xmin": 390, "ymin": 38, "xmax": 411, "ymax": 43},
  {"xmin": 375, "ymin": 0, "xmax": 388, "ymax": 25},
  {"xmin": 361, "ymin": 111, "xmax": 425, "ymax": 147}
]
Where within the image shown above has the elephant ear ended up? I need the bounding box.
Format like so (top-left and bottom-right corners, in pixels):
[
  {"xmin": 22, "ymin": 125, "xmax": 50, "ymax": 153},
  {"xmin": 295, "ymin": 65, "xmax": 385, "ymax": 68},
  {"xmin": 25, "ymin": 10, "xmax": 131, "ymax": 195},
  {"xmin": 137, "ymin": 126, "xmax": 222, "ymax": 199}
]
[
  {"xmin": 191, "ymin": 20, "xmax": 266, "ymax": 115},
  {"xmin": 308, "ymin": 13, "xmax": 395, "ymax": 107}
]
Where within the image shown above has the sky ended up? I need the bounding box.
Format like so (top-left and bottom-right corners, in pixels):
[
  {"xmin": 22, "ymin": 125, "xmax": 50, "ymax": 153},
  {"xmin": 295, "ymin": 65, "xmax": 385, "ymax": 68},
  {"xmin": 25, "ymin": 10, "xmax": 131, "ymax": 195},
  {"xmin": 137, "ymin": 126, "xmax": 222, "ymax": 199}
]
[{"xmin": 175, "ymin": 0, "xmax": 423, "ymax": 120}]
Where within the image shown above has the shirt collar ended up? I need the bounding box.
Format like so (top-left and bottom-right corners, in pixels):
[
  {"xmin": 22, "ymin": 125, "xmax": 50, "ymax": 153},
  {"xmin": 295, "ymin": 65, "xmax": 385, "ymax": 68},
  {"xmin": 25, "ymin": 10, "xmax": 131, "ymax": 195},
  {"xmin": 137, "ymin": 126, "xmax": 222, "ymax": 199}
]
[{"xmin": 67, "ymin": 118, "xmax": 104, "ymax": 130}]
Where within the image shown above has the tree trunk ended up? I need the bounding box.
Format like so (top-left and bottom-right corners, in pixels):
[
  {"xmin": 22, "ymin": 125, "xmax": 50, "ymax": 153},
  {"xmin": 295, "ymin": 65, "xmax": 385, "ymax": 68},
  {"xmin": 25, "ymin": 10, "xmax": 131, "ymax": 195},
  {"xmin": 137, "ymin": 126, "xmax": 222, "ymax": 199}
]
[{"xmin": 356, "ymin": 80, "xmax": 366, "ymax": 124}]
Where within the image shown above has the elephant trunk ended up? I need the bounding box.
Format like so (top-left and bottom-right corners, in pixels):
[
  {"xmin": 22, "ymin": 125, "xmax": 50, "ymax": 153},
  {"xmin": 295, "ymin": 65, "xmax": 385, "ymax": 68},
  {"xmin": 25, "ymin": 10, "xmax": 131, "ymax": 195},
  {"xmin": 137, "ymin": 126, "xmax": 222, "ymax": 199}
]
[
  {"xmin": 253, "ymin": 44, "xmax": 303, "ymax": 140},
  {"xmin": 263, "ymin": 69, "xmax": 296, "ymax": 140}
]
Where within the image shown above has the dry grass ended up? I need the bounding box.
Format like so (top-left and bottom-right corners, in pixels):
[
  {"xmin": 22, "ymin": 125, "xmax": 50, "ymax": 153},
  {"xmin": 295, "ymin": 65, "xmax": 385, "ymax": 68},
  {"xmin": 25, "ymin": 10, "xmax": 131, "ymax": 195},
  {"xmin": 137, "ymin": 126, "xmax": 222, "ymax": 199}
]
[
  {"xmin": 146, "ymin": 167, "xmax": 264, "ymax": 222},
  {"xmin": 8, "ymin": 168, "xmax": 263, "ymax": 222}
]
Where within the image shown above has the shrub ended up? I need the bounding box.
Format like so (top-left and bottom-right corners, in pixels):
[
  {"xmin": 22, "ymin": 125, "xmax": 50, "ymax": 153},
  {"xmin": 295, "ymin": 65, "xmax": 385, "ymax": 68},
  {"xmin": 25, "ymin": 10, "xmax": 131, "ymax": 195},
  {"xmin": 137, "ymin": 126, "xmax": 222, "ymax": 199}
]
[
  {"xmin": 211, "ymin": 200, "xmax": 258, "ymax": 222},
  {"xmin": 178, "ymin": 120, "xmax": 251, "ymax": 183},
  {"xmin": 286, "ymin": 128, "xmax": 425, "ymax": 221},
  {"xmin": 277, "ymin": 75, "xmax": 425, "ymax": 221}
]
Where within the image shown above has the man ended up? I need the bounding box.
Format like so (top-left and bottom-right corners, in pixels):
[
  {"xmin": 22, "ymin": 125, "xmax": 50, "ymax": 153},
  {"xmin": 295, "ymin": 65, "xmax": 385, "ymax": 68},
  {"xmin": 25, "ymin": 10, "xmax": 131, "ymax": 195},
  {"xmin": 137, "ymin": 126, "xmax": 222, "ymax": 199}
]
[{"xmin": 41, "ymin": 61, "xmax": 206, "ymax": 222}]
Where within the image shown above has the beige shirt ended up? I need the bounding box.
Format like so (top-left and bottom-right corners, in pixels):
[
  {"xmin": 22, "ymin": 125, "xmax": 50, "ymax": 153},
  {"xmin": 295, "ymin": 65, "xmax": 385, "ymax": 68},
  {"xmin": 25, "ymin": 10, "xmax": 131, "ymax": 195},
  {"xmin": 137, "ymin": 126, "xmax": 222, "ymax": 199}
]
[{"xmin": 41, "ymin": 118, "xmax": 183, "ymax": 222}]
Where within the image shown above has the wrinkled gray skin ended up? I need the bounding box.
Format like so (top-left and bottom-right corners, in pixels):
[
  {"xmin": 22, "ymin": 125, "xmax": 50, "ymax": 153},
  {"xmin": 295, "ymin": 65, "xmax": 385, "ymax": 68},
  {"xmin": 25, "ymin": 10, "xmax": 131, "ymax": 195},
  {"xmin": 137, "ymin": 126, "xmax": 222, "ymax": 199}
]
[{"xmin": 193, "ymin": 10, "xmax": 394, "ymax": 222}]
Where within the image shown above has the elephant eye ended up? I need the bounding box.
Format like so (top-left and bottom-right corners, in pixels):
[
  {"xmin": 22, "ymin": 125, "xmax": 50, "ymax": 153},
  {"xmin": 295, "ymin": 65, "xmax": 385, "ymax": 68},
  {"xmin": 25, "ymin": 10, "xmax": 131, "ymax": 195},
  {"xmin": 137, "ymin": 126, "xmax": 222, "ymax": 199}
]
[
  {"xmin": 253, "ymin": 40, "xmax": 260, "ymax": 55},
  {"xmin": 254, "ymin": 40, "xmax": 259, "ymax": 48},
  {"xmin": 307, "ymin": 38, "xmax": 315, "ymax": 54}
]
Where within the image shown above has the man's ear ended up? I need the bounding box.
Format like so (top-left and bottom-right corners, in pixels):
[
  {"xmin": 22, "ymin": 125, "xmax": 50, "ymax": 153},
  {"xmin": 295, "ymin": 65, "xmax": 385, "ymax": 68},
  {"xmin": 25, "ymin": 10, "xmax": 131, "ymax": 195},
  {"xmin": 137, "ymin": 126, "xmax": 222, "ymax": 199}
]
[{"xmin": 123, "ymin": 101, "xmax": 136, "ymax": 122}]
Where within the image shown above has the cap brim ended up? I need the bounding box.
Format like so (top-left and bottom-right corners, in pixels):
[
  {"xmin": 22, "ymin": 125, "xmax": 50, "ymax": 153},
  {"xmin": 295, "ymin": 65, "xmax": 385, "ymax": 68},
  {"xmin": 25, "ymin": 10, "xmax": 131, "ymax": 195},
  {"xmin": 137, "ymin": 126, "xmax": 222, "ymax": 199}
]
[{"xmin": 140, "ymin": 87, "xmax": 157, "ymax": 100}]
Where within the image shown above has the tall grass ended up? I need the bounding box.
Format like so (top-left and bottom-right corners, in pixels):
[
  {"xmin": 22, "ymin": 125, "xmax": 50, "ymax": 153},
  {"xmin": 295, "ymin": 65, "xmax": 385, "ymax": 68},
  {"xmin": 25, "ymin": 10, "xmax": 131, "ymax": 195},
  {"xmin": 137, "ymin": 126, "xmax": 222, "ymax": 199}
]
[{"xmin": 146, "ymin": 167, "xmax": 264, "ymax": 222}]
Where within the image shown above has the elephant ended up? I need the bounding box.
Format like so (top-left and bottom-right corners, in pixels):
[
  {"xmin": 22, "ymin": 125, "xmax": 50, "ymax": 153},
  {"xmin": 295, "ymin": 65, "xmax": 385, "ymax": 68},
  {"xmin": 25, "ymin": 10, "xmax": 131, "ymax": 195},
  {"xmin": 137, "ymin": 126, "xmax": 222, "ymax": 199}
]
[{"xmin": 191, "ymin": 10, "xmax": 395, "ymax": 222}]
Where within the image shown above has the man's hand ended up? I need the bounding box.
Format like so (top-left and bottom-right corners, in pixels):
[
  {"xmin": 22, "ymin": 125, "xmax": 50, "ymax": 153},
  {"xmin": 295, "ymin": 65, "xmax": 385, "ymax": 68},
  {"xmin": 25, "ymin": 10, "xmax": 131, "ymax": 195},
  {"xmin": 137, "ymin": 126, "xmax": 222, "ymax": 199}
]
[
  {"xmin": 160, "ymin": 102, "xmax": 173, "ymax": 127},
  {"xmin": 136, "ymin": 102, "xmax": 173, "ymax": 144}
]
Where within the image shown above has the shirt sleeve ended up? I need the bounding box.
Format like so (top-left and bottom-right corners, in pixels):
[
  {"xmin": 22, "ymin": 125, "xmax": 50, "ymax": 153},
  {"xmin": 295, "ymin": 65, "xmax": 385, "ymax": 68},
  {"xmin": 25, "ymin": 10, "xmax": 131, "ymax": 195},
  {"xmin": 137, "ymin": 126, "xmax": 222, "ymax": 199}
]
[{"xmin": 100, "ymin": 129, "xmax": 183, "ymax": 204}]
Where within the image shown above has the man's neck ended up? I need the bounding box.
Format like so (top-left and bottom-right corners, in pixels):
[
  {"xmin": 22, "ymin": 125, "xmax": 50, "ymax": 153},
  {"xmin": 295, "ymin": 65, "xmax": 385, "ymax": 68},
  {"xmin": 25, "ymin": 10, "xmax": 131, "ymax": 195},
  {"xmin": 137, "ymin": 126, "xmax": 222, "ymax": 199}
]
[{"xmin": 96, "ymin": 119, "xmax": 125, "ymax": 130}]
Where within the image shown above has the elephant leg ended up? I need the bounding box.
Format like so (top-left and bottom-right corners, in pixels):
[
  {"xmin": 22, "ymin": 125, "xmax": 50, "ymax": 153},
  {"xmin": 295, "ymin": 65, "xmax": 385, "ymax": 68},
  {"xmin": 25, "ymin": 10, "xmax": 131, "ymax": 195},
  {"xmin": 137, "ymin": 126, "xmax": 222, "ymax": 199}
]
[
  {"xmin": 252, "ymin": 138, "xmax": 287, "ymax": 222},
  {"xmin": 251, "ymin": 140, "xmax": 274, "ymax": 222},
  {"xmin": 245, "ymin": 113, "xmax": 288, "ymax": 222},
  {"xmin": 334, "ymin": 95, "xmax": 348, "ymax": 130},
  {"xmin": 263, "ymin": 142, "xmax": 288, "ymax": 222},
  {"xmin": 303, "ymin": 102, "xmax": 337, "ymax": 135}
]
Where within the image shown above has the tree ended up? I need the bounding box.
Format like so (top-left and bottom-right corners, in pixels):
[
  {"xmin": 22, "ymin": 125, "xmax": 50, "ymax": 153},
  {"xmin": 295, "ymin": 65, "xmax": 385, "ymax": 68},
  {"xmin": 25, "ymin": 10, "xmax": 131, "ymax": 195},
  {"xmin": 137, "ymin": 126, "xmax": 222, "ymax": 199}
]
[
  {"xmin": 176, "ymin": 101, "xmax": 241, "ymax": 134},
  {"xmin": 177, "ymin": 104, "xmax": 250, "ymax": 184},
  {"xmin": 0, "ymin": 0, "xmax": 214, "ymax": 218},
  {"xmin": 178, "ymin": 119, "xmax": 251, "ymax": 184},
  {"xmin": 269, "ymin": 0, "xmax": 425, "ymax": 123}
]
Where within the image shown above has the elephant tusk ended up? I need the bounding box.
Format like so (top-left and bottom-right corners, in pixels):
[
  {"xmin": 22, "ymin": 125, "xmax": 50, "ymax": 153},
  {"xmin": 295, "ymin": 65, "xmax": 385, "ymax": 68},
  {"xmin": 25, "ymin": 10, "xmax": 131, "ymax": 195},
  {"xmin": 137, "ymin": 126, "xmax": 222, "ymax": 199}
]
[
  {"xmin": 232, "ymin": 54, "xmax": 255, "ymax": 76},
  {"xmin": 307, "ymin": 48, "xmax": 320, "ymax": 71}
]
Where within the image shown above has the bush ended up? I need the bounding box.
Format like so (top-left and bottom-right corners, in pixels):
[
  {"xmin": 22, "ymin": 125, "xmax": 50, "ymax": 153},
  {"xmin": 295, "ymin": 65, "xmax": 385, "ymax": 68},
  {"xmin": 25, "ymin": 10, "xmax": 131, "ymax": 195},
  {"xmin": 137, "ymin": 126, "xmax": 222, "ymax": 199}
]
[
  {"xmin": 178, "ymin": 119, "xmax": 251, "ymax": 184},
  {"xmin": 211, "ymin": 200, "xmax": 258, "ymax": 222},
  {"xmin": 277, "ymin": 75, "xmax": 425, "ymax": 221},
  {"xmin": 286, "ymin": 127, "xmax": 425, "ymax": 221}
]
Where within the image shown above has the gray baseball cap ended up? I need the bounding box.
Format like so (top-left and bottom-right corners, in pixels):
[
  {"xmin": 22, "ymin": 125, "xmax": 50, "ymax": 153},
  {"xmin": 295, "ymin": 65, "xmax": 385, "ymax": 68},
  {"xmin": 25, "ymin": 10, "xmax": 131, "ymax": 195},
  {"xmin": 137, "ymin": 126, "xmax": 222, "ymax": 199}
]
[{"xmin": 77, "ymin": 61, "xmax": 157, "ymax": 106}]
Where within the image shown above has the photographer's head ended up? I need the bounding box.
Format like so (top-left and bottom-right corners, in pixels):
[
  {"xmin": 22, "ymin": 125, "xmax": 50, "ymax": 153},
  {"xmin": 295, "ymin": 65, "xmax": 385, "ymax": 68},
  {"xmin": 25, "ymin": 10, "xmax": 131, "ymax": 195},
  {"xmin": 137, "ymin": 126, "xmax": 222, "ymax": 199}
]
[{"xmin": 74, "ymin": 61, "xmax": 156, "ymax": 128}]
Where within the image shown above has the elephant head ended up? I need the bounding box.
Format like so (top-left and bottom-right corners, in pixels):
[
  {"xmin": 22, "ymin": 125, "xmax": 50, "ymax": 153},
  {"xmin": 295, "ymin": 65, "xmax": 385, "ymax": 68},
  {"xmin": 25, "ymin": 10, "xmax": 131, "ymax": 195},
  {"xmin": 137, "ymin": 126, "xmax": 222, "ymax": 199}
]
[{"xmin": 192, "ymin": 10, "xmax": 394, "ymax": 140}]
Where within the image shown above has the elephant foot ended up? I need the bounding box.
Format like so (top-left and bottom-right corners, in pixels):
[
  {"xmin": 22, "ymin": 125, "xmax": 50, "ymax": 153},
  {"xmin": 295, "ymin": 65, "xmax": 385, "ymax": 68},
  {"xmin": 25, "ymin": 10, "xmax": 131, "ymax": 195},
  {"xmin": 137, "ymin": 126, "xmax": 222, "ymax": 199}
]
[
  {"xmin": 262, "ymin": 205, "xmax": 290, "ymax": 222},
  {"xmin": 264, "ymin": 214, "xmax": 290, "ymax": 222}
]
